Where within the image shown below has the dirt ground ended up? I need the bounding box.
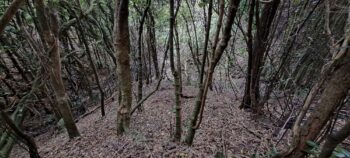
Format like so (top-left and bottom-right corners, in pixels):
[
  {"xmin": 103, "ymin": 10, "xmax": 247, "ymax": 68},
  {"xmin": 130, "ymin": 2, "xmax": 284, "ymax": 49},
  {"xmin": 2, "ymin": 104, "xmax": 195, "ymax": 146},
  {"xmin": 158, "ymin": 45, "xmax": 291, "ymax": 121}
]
[{"xmin": 11, "ymin": 83, "xmax": 280, "ymax": 158}]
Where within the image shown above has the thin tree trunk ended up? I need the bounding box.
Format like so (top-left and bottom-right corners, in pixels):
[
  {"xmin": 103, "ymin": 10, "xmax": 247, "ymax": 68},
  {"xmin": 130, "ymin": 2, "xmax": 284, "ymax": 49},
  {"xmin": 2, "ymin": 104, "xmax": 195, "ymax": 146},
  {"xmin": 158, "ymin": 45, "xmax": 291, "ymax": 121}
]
[
  {"xmin": 0, "ymin": 105, "xmax": 26, "ymax": 157},
  {"xmin": 174, "ymin": 23, "xmax": 183, "ymax": 95},
  {"xmin": 241, "ymin": 0, "xmax": 280, "ymax": 112},
  {"xmin": 0, "ymin": 0, "xmax": 25, "ymax": 34},
  {"xmin": 169, "ymin": 0, "xmax": 182, "ymax": 142},
  {"xmin": 0, "ymin": 110, "xmax": 40, "ymax": 158},
  {"xmin": 34, "ymin": 0, "xmax": 80, "ymax": 139},
  {"xmin": 241, "ymin": 0, "xmax": 255, "ymax": 109},
  {"xmin": 199, "ymin": 0, "xmax": 213, "ymax": 85},
  {"xmin": 147, "ymin": 11, "xmax": 160, "ymax": 79},
  {"xmin": 76, "ymin": 21, "xmax": 105, "ymax": 117},
  {"xmin": 184, "ymin": 0, "xmax": 241, "ymax": 145},
  {"xmin": 114, "ymin": 0, "xmax": 132, "ymax": 135},
  {"xmin": 136, "ymin": 0, "xmax": 151, "ymax": 111},
  {"xmin": 281, "ymin": 30, "xmax": 350, "ymax": 158},
  {"xmin": 319, "ymin": 119, "xmax": 350, "ymax": 158}
]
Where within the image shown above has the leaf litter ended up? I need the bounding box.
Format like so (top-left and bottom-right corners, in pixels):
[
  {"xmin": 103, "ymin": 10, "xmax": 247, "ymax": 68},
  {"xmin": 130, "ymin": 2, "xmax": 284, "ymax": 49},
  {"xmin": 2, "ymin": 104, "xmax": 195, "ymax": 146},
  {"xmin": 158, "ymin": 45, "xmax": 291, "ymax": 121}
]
[{"xmin": 11, "ymin": 82, "xmax": 280, "ymax": 158}]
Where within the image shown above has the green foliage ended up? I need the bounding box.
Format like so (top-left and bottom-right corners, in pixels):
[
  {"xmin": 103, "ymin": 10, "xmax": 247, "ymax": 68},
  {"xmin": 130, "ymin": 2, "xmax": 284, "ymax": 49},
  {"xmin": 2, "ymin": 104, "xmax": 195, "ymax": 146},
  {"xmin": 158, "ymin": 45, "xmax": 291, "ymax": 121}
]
[
  {"xmin": 304, "ymin": 140, "xmax": 320, "ymax": 156},
  {"xmin": 170, "ymin": 107, "xmax": 176, "ymax": 113},
  {"xmin": 264, "ymin": 141, "xmax": 350, "ymax": 158},
  {"xmin": 48, "ymin": 0, "xmax": 60, "ymax": 7},
  {"xmin": 57, "ymin": 118, "xmax": 66, "ymax": 130},
  {"xmin": 304, "ymin": 140, "xmax": 350, "ymax": 158},
  {"xmin": 198, "ymin": 1, "xmax": 208, "ymax": 8}
]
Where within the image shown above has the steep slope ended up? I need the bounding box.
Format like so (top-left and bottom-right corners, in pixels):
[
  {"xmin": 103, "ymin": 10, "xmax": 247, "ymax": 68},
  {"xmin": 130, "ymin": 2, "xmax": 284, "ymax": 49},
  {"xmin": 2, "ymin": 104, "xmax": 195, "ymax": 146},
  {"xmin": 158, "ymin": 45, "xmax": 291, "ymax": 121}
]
[{"xmin": 11, "ymin": 83, "xmax": 276, "ymax": 158}]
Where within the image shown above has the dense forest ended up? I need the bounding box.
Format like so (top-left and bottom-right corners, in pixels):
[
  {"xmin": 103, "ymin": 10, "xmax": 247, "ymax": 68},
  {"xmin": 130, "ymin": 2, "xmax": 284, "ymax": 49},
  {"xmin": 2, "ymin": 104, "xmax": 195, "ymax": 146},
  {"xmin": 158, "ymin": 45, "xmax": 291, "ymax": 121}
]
[{"xmin": 0, "ymin": 0, "xmax": 349, "ymax": 157}]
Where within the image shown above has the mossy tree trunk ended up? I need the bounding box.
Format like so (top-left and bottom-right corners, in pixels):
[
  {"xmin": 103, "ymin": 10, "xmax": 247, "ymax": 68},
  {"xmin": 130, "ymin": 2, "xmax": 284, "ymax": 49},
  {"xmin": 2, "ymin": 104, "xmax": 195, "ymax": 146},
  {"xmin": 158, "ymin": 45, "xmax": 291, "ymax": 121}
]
[
  {"xmin": 114, "ymin": 0, "xmax": 133, "ymax": 135},
  {"xmin": 34, "ymin": 0, "xmax": 80, "ymax": 139},
  {"xmin": 169, "ymin": 0, "xmax": 182, "ymax": 142}
]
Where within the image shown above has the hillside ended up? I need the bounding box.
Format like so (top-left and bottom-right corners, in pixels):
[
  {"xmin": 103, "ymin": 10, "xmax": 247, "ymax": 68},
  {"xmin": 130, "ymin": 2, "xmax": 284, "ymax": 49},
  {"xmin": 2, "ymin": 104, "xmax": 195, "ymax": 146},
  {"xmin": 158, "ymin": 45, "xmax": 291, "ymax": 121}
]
[{"xmin": 11, "ymin": 83, "xmax": 278, "ymax": 158}]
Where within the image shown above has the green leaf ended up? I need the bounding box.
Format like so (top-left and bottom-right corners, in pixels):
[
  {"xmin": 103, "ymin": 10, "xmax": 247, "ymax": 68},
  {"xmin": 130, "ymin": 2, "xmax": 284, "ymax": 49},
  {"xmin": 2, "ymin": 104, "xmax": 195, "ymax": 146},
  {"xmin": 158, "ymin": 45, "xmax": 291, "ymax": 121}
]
[
  {"xmin": 342, "ymin": 151, "xmax": 350, "ymax": 158},
  {"xmin": 272, "ymin": 145, "xmax": 278, "ymax": 155},
  {"xmin": 337, "ymin": 148, "xmax": 350, "ymax": 158},
  {"xmin": 198, "ymin": 2, "xmax": 207, "ymax": 8},
  {"xmin": 170, "ymin": 107, "xmax": 176, "ymax": 113},
  {"xmin": 304, "ymin": 148, "xmax": 314, "ymax": 154},
  {"xmin": 333, "ymin": 151, "xmax": 346, "ymax": 158},
  {"xmin": 306, "ymin": 140, "xmax": 319, "ymax": 148},
  {"xmin": 57, "ymin": 118, "xmax": 65, "ymax": 129}
]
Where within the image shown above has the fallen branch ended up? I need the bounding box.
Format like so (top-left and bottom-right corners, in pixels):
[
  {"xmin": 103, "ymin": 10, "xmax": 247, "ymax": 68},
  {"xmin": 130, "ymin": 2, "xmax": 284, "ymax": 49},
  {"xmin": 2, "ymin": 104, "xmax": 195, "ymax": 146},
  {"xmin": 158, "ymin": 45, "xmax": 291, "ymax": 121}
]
[
  {"xmin": 242, "ymin": 124, "xmax": 262, "ymax": 139},
  {"xmin": 180, "ymin": 94, "xmax": 196, "ymax": 99},
  {"xmin": 77, "ymin": 94, "xmax": 116, "ymax": 121},
  {"xmin": 130, "ymin": 77, "xmax": 163, "ymax": 115}
]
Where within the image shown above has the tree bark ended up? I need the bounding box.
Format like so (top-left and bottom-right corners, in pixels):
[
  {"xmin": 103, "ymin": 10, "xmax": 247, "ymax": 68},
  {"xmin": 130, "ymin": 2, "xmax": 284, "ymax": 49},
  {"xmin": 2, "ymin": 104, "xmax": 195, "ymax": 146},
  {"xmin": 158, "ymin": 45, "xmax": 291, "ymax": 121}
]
[
  {"xmin": 114, "ymin": 0, "xmax": 132, "ymax": 135},
  {"xmin": 241, "ymin": 0, "xmax": 280, "ymax": 111},
  {"xmin": 76, "ymin": 21, "xmax": 105, "ymax": 117},
  {"xmin": 0, "ymin": 0, "xmax": 25, "ymax": 34},
  {"xmin": 184, "ymin": 0, "xmax": 241, "ymax": 145},
  {"xmin": 241, "ymin": 0, "xmax": 255, "ymax": 109},
  {"xmin": 169, "ymin": 0, "xmax": 182, "ymax": 142},
  {"xmin": 0, "ymin": 110, "xmax": 40, "ymax": 158},
  {"xmin": 34, "ymin": 0, "xmax": 80, "ymax": 139},
  {"xmin": 175, "ymin": 24, "xmax": 183, "ymax": 95},
  {"xmin": 319, "ymin": 119, "xmax": 350, "ymax": 158},
  {"xmin": 136, "ymin": 0, "xmax": 151, "ymax": 111},
  {"xmin": 147, "ymin": 11, "xmax": 160, "ymax": 79},
  {"xmin": 282, "ymin": 31, "xmax": 350, "ymax": 157}
]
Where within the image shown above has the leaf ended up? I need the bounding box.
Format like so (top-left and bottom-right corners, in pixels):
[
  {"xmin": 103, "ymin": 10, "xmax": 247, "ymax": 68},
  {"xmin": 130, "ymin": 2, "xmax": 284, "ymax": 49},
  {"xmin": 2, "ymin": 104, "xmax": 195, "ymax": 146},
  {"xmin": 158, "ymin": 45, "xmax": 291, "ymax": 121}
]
[
  {"xmin": 272, "ymin": 145, "xmax": 278, "ymax": 154},
  {"xmin": 306, "ymin": 140, "xmax": 319, "ymax": 148},
  {"xmin": 198, "ymin": 2, "xmax": 207, "ymax": 8},
  {"xmin": 57, "ymin": 118, "xmax": 65, "ymax": 129},
  {"xmin": 337, "ymin": 148, "xmax": 350, "ymax": 158},
  {"xmin": 304, "ymin": 148, "xmax": 314, "ymax": 154},
  {"xmin": 170, "ymin": 107, "xmax": 176, "ymax": 113},
  {"xmin": 333, "ymin": 151, "xmax": 346, "ymax": 158}
]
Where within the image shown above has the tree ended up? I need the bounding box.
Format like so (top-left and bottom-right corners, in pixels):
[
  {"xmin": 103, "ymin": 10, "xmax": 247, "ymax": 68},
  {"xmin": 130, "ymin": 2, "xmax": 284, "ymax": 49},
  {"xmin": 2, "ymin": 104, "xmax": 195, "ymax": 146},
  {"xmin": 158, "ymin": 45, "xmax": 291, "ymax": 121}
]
[
  {"xmin": 185, "ymin": 0, "xmax": 241, "ymax": 145},
  {"xmin": 277, "ymin": 9, "xmax": 350, "ymax": 157},
  {"xmin": 75, "ymin": 19, "xmax": 106, "ymax": 117},
  {"xmin": 0, "ymin": 108, "xmax": 40, "ymax": 158},
  {"xmin": 114, "ymin": 0, "xmax": 132, "ymax": 135},
  {"xmin": 0, "ymin": 0, "xmax": 25, "ymax": 33},
  {"xmin": 146, "ymin": 10, "xmax": 160, "ymax": 79},
  {"xmin": 241, "ymin": 0, "xmax": 281, "ymax": 112},
  {"xmin": 169, "ymin": 0, "xmax": 182, "ymax": 142},
  {"xmin": 319, "ymin": 119, "xmax": 350, "ymax": 158},
  {"xmin": 34, "ymin": 0, "xmax": 80, "ymax": 139},
  {"xmin": 135, "ymin": 0, "xmax": 151, "ymax": 111}
]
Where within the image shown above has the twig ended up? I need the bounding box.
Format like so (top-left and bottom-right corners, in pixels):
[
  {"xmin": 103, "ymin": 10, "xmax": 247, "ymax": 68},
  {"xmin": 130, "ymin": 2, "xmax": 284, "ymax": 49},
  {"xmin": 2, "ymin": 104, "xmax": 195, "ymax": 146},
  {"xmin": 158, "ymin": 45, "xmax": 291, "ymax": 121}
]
[{"xmin": 242, "ymin": 124, "xmax": 262, "ymax": 139}]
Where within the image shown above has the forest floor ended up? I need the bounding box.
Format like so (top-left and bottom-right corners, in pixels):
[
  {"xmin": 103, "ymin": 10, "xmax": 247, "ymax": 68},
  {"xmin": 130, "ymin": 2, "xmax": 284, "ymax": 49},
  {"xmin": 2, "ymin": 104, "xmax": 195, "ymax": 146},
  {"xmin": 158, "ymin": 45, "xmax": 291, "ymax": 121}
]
[{"xmin": 11, "ymin": 82, "xmax": 281, "ymax": 158}]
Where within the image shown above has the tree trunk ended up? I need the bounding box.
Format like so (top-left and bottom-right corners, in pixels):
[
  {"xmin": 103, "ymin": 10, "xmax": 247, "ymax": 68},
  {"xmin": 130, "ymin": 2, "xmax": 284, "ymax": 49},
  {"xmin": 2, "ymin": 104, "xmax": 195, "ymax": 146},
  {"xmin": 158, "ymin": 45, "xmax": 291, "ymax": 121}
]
[
  {"xmin": 76, "ymin": 21, "xmax": 105, "ymax": 117},
  {"xmin": 282, "ymin": 30, "xmax": 350, "ymax": 157},
  {"xmin": 114, "ymin": 0, "xmax": 132, "ymax": 135},
  {"xmin": 0, "ymin": 0, "xmax": 25, "ymax": 34},
  {"xmin": 136, "ymin": 0, "xmax": 151, "ymax": 111},
  {"xmin": 34, "ymin": 0, "xmax": 80, "ymax": 139},
  {"xmin": 240, "ymin": 0, "xmax": 255, "ymax": 109},
  {"xmin": 175, "ymin": 24, "xmax": 183, "ymax": 95},
  {"xmin": 0, "ymin": 110, "xmax": 40, "ymax": 158},
  {"xmin": 319, "ymin": 119, "xmax": 350, "ymax": 158},
  {"xmin": 241, "ymin": 0, "xmax": 280, "ymax": 112},
  {"xmin": 184, "ymin": 0, "xmax": 241, "ymax": 145},
  {"xmin": 147, "ymin": 11, "xmax": 160, "ymax": 79},
  {"xmin": 0, "ymin": 105, "xmax": 26, "ymax": 158},
  {"xmin": 169, "ymin": 0, "xmax": 182, "ymax": 142}
]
